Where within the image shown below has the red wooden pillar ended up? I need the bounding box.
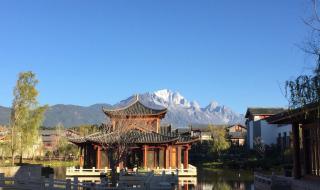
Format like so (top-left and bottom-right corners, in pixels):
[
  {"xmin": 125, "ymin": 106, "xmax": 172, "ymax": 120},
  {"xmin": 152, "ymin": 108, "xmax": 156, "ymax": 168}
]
[
  {"xmin": 165, "ymin": 146, "xmax": 170, "ymax": 169},
  {"xmin": 153, "ymin": 148, "xmax": 158, "ymax": 168},
  {"xmin": 176, "ymin": 146, "xmax": 181, "ymax": 168},
  {"xmin": 183, "ymin": 181, "xmax": 189, "ymax": 190},
  {"xmin": 168, "ymin": 146, "xmax": 172, "ymax": 168},
  {"xmin": 183, "ymin": 145, "xmax": 189, "ymax": 169},
  {"xmin": 143, "ymin": 145, "xmax": 148, "ymax": 169},
  {"xmin": 292, "ymin": 123, "xmax": 301, "ymax": 179},
  {"xmin": 96, "ymin": 146, "xmax": 101, "ymax": 169}
]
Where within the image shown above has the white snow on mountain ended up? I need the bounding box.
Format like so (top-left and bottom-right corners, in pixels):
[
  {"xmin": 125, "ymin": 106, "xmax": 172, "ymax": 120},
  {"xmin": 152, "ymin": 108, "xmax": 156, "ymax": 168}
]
[{"xmin": 137, "ymin": 89, "xmax": 244, "ymax": 128}]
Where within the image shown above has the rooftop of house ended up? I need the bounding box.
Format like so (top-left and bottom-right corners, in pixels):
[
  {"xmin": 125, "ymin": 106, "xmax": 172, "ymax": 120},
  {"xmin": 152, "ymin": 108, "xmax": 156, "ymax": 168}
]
[
  {"xmin": 174, "ymin": 128, "xmax": 190, "ymax": 134},
  {"xmin": 245, "ymin": 107, "xmax": 286, "ymax": 118},
  {"xmin": 227, "ymin": 124, "xmax": 247, "ymax": 129}
]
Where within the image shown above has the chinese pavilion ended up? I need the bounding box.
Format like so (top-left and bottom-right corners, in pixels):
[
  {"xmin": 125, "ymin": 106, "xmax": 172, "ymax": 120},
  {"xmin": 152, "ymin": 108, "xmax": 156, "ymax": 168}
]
[
  {"xmin": 267, "ymin": 102, "xmax": 320, "ymax": 179},
  {"xmin": 68, "ymin": 96, "xmax": 198, "ymax": 171}
]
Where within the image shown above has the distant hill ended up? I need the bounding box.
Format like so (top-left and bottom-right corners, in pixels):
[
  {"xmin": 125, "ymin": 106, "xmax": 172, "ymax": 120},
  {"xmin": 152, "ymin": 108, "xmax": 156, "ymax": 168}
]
[
  {"xmin": 44, "ymin": 103, "xmax": 112, "ymax": 127},
  {"xmin": 0, "ymin": 89, "xmax": 245, "ymax": 128},
  {"xmin": 0, "ymin": 104, "xmax": 112, "ymax": 127},
  {"xmin": 0, "ymin": 106, "xmax": 10, "ymax": 125}
]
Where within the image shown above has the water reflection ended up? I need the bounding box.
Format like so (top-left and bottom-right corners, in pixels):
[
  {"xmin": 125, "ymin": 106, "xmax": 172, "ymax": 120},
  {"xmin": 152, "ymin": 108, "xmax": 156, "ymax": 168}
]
[
  {"xmin": 53, "ymin": 167, "xmax": 254, "ymax": 190},
  {"xmin": 54, "ymin": 166, "xmax": 66, "ymax": 180},
  {"xmin": 177, "ymin": 169, "xmax": 254, "ymax": 190}
]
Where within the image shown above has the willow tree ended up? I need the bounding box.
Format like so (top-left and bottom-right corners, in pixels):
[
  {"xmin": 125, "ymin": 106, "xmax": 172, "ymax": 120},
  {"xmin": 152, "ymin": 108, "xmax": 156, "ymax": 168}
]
[
  {"xmin": 286, "ymin": 0, "xmax": 320, "ymax": 109},
  {"xmin": 10, "ymin": 71, "xmax": 47, "ymax": 165},
  {"xmin": 209, "ymin": 125, "xmax": 230, "ymax": 158},
  {"xmin": 285, "ymin": 62, "xmax": 320, "ymax": 108}
]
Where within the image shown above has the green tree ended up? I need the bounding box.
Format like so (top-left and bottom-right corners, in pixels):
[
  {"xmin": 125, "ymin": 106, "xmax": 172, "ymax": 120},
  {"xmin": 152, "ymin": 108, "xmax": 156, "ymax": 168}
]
[
  {"xmin": 74, "ymin": 124, "xmax": 100, "ymax": 136},
  {"xmin": 9, "ymin": 71, "xmax": 47, "ymax": 165},
  {"xmin": 55, "ymin": 123, "xmax": 78, "ymax": 160},
  {"xmin": 209, "ymin": 125, "xmax": 230, "ymax": 158}
]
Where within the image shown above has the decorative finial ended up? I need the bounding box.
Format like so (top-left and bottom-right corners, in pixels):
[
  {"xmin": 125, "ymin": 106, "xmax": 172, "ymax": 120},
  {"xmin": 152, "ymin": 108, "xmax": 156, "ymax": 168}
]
[{"xmin": 136, "ymin": 94, "xmax": 139, "ymax": 101}]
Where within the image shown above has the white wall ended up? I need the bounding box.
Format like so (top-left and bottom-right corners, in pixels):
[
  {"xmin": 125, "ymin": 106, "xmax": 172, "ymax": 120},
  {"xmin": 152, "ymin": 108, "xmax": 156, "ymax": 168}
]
[
  {"xmin": 260, "ymin": 120, "xmax": 277, "ymax": 145},
  {"xmin": 246, "ymin": 119, "xmax": 292, "ymax": 149},
  {"xmin": 261, "ymin": 120, "xmax": 291, "ymax": 146}
]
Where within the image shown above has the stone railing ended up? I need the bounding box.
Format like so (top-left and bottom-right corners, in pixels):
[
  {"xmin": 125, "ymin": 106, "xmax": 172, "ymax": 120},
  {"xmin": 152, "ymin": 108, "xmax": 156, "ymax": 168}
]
[{"xmin": 66, "ymin": 166, "xmax": 112, "ymax": 176}]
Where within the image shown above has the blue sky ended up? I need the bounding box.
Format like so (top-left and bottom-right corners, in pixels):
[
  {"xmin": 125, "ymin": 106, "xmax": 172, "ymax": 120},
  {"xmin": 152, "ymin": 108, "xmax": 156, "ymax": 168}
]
[{"xmin": 0, "ymin": 0, "xmax": 315, "ymax": 113}]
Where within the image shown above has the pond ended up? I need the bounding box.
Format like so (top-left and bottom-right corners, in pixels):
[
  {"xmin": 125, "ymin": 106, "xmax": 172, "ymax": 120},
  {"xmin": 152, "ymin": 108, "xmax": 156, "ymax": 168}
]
[{"xmin": 53, "ymin": 167, "xmax": 254, "ymax": 190}]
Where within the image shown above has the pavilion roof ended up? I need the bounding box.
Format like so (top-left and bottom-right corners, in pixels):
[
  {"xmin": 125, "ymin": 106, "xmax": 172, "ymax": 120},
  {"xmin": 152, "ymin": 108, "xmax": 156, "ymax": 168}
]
[
  {"xmin": 266, "ymin": 102, "xmax": 320, "ymax": 124},
  {"xmin": 68, "ymin": 129, "xmax": 198, "ymax": 145},
  {"xmin": 102, "ymin": 95, "xmax": 167, "ymax": 117}
]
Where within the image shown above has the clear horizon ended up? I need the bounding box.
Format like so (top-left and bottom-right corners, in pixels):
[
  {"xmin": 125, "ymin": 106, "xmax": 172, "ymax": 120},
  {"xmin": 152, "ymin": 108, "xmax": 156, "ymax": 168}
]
[{"xmin": 0, "ymin": 0, "xmax": 315, "ymax": 114}]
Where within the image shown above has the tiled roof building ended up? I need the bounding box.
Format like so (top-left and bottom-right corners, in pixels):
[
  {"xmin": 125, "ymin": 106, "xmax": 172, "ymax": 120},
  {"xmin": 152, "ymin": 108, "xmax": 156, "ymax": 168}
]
[{"xmin": 68, "ymin": 95, "xmax": 198, "ymax": 170}]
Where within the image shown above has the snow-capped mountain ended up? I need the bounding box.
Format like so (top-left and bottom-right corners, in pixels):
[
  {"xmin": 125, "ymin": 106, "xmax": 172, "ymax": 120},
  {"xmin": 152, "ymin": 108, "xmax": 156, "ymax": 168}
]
[
  {"xmin": 136, "ymin": 89, "xmax": 244, "ymax": 127},
  {"xmin": 0, "ymin": 89, "xmax": 244, "ymax": 127}
]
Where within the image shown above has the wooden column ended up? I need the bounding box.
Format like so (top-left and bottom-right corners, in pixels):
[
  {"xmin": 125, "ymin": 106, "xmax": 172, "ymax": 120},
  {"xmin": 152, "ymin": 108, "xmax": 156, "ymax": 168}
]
[
  {"xmin": 169, "ymin": 146, "xmax": 173, "ymax": 168},
  {"xmin": 183, "ymin": 181, "xmax": 189, "ymax": 190},
  {"xmin": 154, "ymin": 148, "xmax": 159, "ymax": 168},
  {"xmin": 171, "ymin": 147, "xmax": 177, "ymax": 168},
  {"xmin": 292, "ymin": 123, "xmax": 301, "ymax": 179},
  {"xmin": 80, "ymin": 147, "xmax": 84, "ymax": 167},
  {"xmin": 156, "ymin": 118, "xmax": 160, "ymax": 133},
  {"xmin": 96, "ymin": 146, "xmax": 101, "ymax": 169},
  {"xmin": 176, "ymin": 146, "xmax": 182, "ymax": 168},
  {"xmin": 143, "ymin": 145, "xmax": 148, "ymax": 169},
  {"xmin": 183, "ymin": 145, "xmax": 189, "ymax": 169},
  {"xmin": 165, "ymin": 146, "xmax": 170, "ymax": 169}
]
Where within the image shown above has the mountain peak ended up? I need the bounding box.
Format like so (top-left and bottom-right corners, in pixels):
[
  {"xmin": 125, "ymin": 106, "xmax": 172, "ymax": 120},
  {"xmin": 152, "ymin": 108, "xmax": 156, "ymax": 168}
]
[
  {"xmin": 142, "ymin": 89, "xmax": 244, "ymax": 126},
  {"xmin": 153, "ymin": 89, "xmax": 189, "ymax": 107},
  {"xmin": 154, "ymin": 89, "xmax": 173, "ymax": 101},
  {"xmin": 206, "ymin": 101, "xmax": 220, "ymax": 112},
  {"xmin": 0, "ymin": 89, "xmax": 245, "ymax": 127}
]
